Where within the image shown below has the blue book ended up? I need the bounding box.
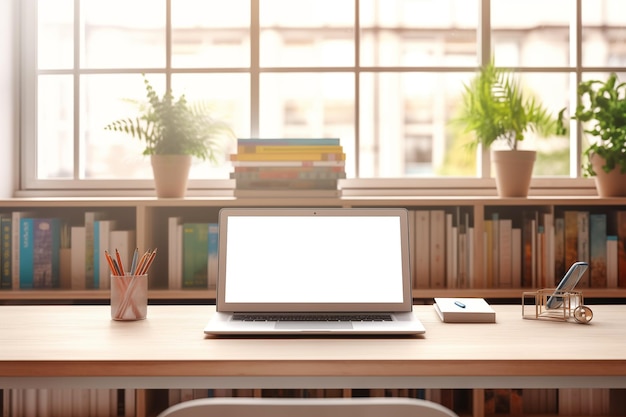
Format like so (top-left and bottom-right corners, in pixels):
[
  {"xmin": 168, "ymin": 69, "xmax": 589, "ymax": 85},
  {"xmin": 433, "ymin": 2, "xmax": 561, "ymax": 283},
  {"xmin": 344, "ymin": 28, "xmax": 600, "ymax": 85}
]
[
  {"xmin": 19, "ymin": 218, "xmax": 35, "ymax": 289},
  {"xmin": 236, "ymin": 138, "xmax": 340, "ymax": 146}
]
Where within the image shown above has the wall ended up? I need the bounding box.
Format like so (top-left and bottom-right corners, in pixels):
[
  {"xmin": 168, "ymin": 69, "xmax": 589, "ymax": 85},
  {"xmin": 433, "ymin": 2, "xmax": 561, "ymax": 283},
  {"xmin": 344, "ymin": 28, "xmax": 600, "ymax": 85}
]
[{"xmin": 0, "ymin": 0, "xmax": 16, "ymax": 197}]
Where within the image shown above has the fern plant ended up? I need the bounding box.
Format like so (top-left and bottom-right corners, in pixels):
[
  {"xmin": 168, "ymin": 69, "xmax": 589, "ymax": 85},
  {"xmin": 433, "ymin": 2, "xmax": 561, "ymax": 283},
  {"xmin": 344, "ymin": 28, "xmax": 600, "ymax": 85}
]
[
  {"xmin": 105, "ymin": 75, "xmax": 235, "ymax": 163},
  {"xmin": 565, "ymin": 73, "xmax": 626, "ymax": 176},
  {"xmin": 455, "ymin": 60, "xmax": 562, "ymax": 151}
]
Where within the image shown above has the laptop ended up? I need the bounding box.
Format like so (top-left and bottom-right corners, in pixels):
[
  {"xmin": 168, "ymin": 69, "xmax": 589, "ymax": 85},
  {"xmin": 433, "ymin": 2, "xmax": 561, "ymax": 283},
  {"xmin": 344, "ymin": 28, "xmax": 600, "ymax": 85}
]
[{"xmin": 204, "ymin": 207, "xmax": 426, "ymax": 335}]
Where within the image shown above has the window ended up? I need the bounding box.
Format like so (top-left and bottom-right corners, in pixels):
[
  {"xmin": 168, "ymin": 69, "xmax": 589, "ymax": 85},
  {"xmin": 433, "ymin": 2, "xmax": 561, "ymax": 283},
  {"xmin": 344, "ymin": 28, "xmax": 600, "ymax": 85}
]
[{"xmin": 19, "ymin": 0, "xmax": 626, "ymax": 194}]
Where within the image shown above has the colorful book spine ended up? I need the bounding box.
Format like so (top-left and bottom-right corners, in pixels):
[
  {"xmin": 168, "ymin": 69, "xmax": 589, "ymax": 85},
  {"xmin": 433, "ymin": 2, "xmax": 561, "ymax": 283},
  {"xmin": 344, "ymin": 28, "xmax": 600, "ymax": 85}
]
[
  {"xmin": 237, "ymin": 145, "xmax": 343, "ymax": 153},
  {"xmin": 32, "ymin": 218, "xmax": 61, "ymax": 289},
  {"xmin": 84, "ymin": 211, "xmax": 104, "ymax": 289},
  {"xmin": 589, "ymin": 213, "xmax": 607, "ymax": 288},
  {"xmin": 236, "ymin": 138, "xmax": 340, "ymax": 146},
  {"xmin": 19, "ymin": 218, "xmax": 34, "ymax": 289},
  {"xmin": 1, "ymin": 216, "xmax": 11, "ymax": 289},
  {"xmin": 230, "ymin": 152, "xmax": 345, "ymax": 162},
  {"xmin": 207, "ymin": 223, "xmax": 219, "ymax": 290},
  {"xmin": 617, "ymin": 210, "xmax": 626, "ymax": 288},
  {"xmin": 182, "ymin": 223, "xmax": 209, "ymax": 289}
]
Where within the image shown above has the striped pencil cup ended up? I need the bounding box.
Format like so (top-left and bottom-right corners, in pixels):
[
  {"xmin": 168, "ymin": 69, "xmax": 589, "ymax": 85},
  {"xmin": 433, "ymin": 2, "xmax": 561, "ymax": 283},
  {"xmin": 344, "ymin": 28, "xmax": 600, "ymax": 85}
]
[{"xmin": 110, "ymin": 274, "xmax": 148, "ymax": 321}]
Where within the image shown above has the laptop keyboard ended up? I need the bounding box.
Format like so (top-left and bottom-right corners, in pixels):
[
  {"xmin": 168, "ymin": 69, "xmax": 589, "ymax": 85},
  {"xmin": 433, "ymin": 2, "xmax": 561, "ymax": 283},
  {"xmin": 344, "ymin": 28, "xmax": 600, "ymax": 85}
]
[{"xmin": 233, "ymin": 314, "xmax": 393, "ymax": 322}]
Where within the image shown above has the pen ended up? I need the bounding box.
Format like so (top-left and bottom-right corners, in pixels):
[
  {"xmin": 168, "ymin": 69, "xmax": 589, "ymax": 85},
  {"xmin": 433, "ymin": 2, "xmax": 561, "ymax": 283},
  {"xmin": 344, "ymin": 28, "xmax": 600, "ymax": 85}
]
[{"xmin": 454, "ymin": 301, "xmax": 466, "ymax": 308}]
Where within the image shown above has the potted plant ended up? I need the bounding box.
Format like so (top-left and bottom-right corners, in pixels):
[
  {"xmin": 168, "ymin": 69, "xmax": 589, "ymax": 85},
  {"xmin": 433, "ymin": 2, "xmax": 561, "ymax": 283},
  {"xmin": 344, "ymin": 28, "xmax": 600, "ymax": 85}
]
[
  {"xmin": 105, "ymin": 75, "xmax": 235, "ymax": 198},
  {"xmin": 562, "ymin": 73, "xmax": 626, "ymax": 197},
  {"xmin": 454, "ymin": 60, "xmax": 564, "ymax": 197}
]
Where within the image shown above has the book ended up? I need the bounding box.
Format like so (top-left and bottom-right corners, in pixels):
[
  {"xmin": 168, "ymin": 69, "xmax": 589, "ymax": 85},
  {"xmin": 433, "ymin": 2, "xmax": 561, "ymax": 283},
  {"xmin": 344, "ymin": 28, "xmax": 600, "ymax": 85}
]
[
  {"xmin": 84, "ymin": 211, "xmax": 105, "ymax": 289},
  {"xmin": 19, "ymin": 217, "xmax": 35, "ymax": 289},
  {"xmin": 498, "ymin": 218, "xmax": 513, "ymax": 288},
  {"xmin": 236, "ymin": 138, "xmax": 341, "ymax": 146},
  {"xmin": 413, "ymin": 210, "xmax": 430, "ymax": 289},
  {"xmin": 237, "ymin": 145, "xmax": 343, "ymax": 154},
  {"xmin": 230, "ymin": 152, "xmax": 345, "ymax": 161},
  {"xmin": 554, "ymin": 216, "xmax": 566, "ymax": 285},
  {"xmin": 11, "ymin": 210, "xmax": 34, "ymax": 290},
  {"xmin": 168, "ymin": 216, "xmax": 183, "ymax": 290},
  {"xmin": 429, "ymin": 210, "xmax": 446, "ymax": 289},
  {"xmin": 589, "ymin": 213, "xmax": 608, "ymax": 288},
  {"xmin": 433, "ymin": 298, "xmax": 496, "ymax": 323},
  {"xmin": 233, "ymin": 189, "xmax": 342, "ymax": 198},
  {"xmin": 577, "ymin": 211, "xmax": 590, "ymax": 287},
  {"xmin": 207, "ymin": 223, "xmax": 219, "ymax": 289},
  {"xmin": 182, "ymin": 223, "xmax": 209, "ymax": 288},
  {"xmin": 607, "ymin": 235, "xmax": 618, "ymax": 288},
  {"xmin": 563, "ymin": 210, "xmax": 579, "ymax": 281},
  {"xmin": 1, "ymin": 215, "xmax": 11, "ymax": 289},
  {"xmin": 511, "ymin": 228, "xmax": 522, "ymax": 288},
  {"xmin": 94, "ymin": 219, "xmax": 117, "ymax": 289},
  {"xmin": 32, "ymin": 218, "xmax": 61, "ymax": 289},
  {"xmin": 234, "ymin": 178, "xmax": 339, "ymax": 190},
  {"xmin": 617, "ymin": 211, "xmax": 626, "ymax": 288},
  {"xmin": 70, "ymin": 226, "xmax": 86, "ymax": 290}
]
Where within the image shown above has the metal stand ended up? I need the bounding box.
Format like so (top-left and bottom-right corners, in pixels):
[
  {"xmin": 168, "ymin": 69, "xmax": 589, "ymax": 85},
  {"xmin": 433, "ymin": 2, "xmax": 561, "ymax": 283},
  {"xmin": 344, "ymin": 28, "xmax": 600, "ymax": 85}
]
[{"xmin": 522, "ymin": 289, "xmax": 593, "ymax": 324}]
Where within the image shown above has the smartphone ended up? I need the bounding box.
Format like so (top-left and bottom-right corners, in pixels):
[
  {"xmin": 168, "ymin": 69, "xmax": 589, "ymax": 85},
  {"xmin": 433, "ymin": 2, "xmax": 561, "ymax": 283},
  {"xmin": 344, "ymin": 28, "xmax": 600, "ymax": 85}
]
[{"xmin": 546, "ymin": 261, "xmax": 589, "ymax": 309}]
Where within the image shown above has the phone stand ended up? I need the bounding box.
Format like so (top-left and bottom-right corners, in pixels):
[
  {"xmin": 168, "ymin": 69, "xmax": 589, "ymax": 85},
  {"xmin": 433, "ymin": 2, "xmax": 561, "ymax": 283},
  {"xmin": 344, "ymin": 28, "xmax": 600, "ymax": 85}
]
[{"xmin": 522, "ymin": 289, "xmax": 593, "ymax": 324}]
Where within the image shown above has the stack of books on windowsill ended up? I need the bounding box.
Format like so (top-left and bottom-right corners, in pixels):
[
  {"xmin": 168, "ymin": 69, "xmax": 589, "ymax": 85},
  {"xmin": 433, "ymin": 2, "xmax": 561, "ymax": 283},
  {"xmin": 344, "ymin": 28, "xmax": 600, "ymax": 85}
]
[{"xmin": 230, "ymin": 138, "xmax": 346, "ymax": 197}]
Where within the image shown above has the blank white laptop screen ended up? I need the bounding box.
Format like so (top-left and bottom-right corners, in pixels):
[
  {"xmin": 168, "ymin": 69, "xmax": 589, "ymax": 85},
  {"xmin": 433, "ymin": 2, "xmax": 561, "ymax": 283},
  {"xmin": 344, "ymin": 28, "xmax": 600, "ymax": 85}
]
[
  {"xmin": 224, "ymin": 215, "xmax": 404, "ymax": 304},
  {"xmin": 206, "ymin": 208, "xmax": 425, "ymax": 335}
]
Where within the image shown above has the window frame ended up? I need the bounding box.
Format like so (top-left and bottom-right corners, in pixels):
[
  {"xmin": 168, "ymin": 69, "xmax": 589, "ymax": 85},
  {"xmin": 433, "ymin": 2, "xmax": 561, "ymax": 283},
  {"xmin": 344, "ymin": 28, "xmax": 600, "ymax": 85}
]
[{"xmin": 17, "ymin": 0, "xmax": 599, "ymax": 197}]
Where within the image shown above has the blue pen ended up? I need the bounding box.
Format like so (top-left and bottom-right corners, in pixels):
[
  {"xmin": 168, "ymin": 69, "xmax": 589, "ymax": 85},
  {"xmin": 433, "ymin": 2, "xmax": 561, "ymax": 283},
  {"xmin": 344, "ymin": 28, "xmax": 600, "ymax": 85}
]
[{"xmin": 454, "ymin": 301, "xmax": 466, "ymax": 308}]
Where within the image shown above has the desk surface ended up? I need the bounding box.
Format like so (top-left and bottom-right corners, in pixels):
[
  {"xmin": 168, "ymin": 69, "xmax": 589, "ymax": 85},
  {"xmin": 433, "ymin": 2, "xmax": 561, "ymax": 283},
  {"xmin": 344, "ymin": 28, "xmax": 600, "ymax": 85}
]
[{"xmin": 1, "ymin": 304, "xmax": 625, "ymax": 389}]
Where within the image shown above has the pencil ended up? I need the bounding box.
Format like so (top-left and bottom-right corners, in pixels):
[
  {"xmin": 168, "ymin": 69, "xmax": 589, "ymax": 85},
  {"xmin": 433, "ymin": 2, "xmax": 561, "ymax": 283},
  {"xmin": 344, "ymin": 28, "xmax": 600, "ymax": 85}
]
[
  {"xmin": 115, "ymin": 248, "xmax": 125, "ymax": 276},
  {"xmin": 139, "ymin": 248, "xmax": 158, "ymax": 275},
  {"xmin": 104, "ymin": 250, "xmax": 119, "ymax": 276}
]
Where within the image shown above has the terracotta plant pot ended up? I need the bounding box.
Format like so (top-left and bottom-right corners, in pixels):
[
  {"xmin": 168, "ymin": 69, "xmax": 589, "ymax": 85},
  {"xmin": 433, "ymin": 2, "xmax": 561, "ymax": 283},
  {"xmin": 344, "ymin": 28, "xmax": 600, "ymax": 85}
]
[
  {"xmin": 590, "ymin": 154, "xmax": 626, "ymax": 197},
  {"xmin": 491, "ymin": 150, "xmax": 536, "ymax": 198},
  {"xmin": 150, "ymin": 155, "xmax": 193, "ymax": 198}
]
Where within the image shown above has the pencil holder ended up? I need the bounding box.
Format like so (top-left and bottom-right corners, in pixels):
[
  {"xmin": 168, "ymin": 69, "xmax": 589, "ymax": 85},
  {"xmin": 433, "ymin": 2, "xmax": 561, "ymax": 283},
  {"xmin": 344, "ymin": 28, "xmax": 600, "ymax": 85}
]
[{"xmin": 110, "ymin": 274, "xmax": 148, "ymax": 321}]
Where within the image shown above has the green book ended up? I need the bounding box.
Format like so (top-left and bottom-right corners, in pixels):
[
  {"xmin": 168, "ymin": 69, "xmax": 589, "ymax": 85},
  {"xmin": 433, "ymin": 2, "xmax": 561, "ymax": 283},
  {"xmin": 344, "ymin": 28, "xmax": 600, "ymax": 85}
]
[{"xmin": 182, "ymin": 223, "xmax": 209, "ymax": 289}]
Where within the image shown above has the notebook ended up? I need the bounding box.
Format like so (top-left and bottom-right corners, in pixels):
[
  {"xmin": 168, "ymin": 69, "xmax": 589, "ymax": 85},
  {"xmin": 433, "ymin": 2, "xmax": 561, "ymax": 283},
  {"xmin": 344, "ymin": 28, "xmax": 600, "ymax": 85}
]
[{"xmin": 204, "ymin": 207, "xmax": 425, "ymax": 335}]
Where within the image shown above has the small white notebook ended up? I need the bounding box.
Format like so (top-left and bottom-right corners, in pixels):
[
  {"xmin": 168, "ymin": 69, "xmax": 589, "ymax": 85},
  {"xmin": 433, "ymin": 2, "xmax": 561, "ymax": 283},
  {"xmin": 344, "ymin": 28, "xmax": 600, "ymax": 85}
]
[{"xmin": 434, "ymin": 298, "xmax": 496, "ymax": 323}]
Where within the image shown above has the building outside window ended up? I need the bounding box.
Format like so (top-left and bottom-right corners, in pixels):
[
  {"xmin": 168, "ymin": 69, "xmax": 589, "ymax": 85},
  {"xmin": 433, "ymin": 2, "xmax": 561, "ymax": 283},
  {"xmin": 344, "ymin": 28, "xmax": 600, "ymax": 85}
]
[{"xmin": 20, "ymin": 0, "xmax": 626, "ymax": 194}]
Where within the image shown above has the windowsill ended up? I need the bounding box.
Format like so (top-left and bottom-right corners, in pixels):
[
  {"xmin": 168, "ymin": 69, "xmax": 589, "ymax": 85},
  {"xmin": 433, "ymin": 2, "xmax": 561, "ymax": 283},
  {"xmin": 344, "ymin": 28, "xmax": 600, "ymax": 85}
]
[{"xmin": 10, "ymin": 177, "xmax": 603, "ymax": 199}]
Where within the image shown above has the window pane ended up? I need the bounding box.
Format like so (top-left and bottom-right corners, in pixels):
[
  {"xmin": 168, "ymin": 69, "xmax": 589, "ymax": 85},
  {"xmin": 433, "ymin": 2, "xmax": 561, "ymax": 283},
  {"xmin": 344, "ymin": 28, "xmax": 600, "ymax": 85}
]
[
  {"xmin": 361, "ymin": 72, "xmax": 474, "ymax": 178},
  {"xmin": 582, "ymin": 0, "xmax": 626, "ymax": 67},
  {"xmin": 515, "ymin": 73, "xmax": 571, "ymax": 177},
  {"xmin": 259, "ymin": 73, "xmax": 355, "ymax": 177},
  {"xmin": 38, "ymin": 0, "xmax": 73, "ymax": 70},
  {"xmin": 171, "ymin": 74, "xmax": 251, "ymax": 179},
  {"xmin": 492, "ymin": 0, "xmax": 571, "ymax": 67},
  {"xmin": 38, "ymin": 75, "xmax": 74, "ymax": 179},
  {"xmin": 82, "ymin": 74, "xmax": 157, "ymax": 180},
  {"xmin": 171, "ymin": 0, "xmax": 250, "ymax": 68},
  {"xmin": 81, "ymin": 0, "xmax": 165, "ymax": 68},
  {"xmin": 81, "ymin": 74, "xmax": 248, "ymax": 180},
  {"xmin": 259, "ymin": 0, "xmax": 354, "ymax": 67},
  {"xmin": 360, "ymin": 0, "xmax": 478, "ymax": 67}
]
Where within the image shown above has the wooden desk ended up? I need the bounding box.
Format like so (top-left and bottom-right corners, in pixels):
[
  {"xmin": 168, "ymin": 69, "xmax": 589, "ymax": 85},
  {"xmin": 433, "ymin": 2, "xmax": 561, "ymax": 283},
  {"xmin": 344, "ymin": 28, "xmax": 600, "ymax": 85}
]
[{"xmin": 1, "ymin": 304, "xmax": 625, "ymax": 390}]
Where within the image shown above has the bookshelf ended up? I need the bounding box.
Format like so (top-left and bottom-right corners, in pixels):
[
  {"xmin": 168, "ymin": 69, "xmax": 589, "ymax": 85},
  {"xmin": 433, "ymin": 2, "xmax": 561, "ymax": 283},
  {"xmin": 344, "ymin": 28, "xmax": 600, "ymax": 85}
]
[
  {"xmin": 1, "ymin": 195, "xmax": 626, "ymax": 417},
  {"xmin": 2, "ymin": 196, "xmax": 626, "ymax": 302}
]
